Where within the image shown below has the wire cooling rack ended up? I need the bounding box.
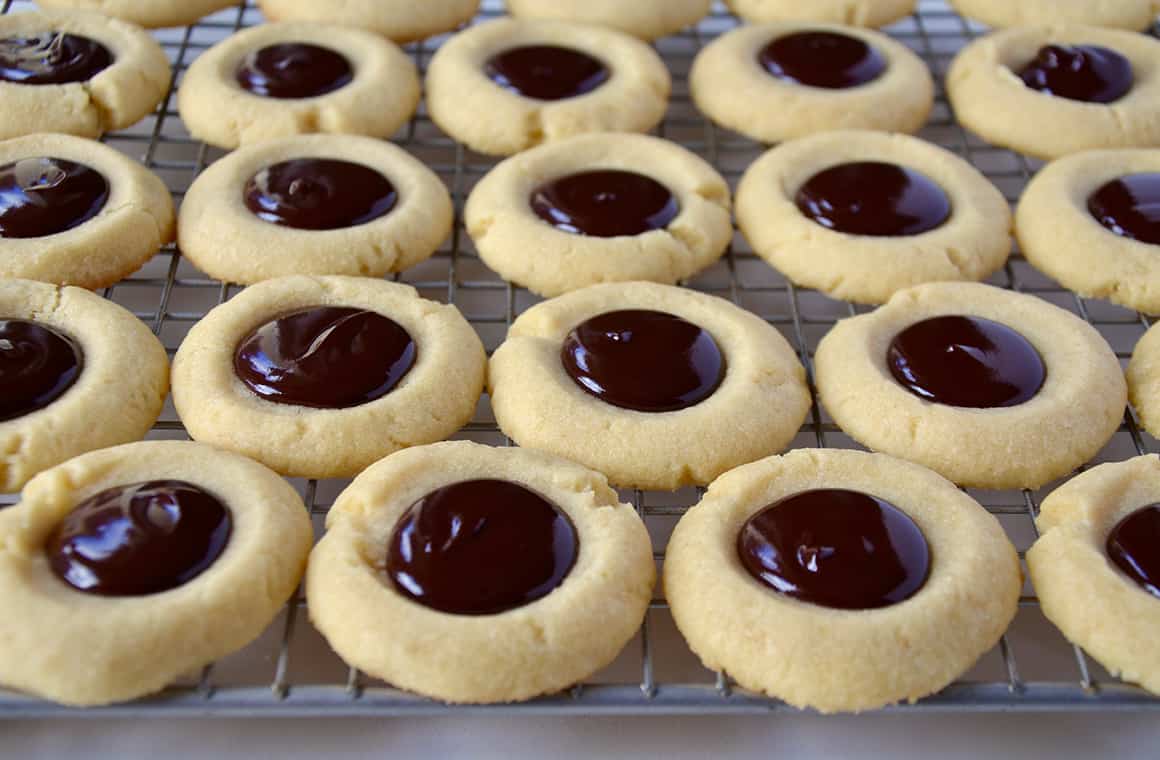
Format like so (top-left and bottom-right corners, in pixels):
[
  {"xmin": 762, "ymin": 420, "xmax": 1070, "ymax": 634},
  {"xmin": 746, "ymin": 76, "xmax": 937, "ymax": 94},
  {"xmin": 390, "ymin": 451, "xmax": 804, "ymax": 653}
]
[{"xmin": 2, "ymin": 0, "xmax": 1159, "ymax": 718}]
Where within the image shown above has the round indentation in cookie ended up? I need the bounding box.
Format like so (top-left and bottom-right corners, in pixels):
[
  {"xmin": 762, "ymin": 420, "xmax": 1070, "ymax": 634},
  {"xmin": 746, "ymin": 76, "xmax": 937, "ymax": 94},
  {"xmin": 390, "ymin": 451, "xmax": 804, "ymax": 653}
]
[
  {"xmin": 46, "ymin": 480, "xmax": 232, "ymax": 597},
  {"xmin": 234, "ymin": 306, "xmax": 416, "ymax": 409},
  {"xmin": 531, "ymin": 170, "xmax": 680, "ymax": 238},
  {"xmin": 795, "ymin": 161, "xmax": 951, "ymax": 237},
  {"xmin": 1088, "ymin": 173, "xmax": 1160, "ymax": 246},
  {"xmin": 0, "ymin": 319, "xmax": 83, "ymax": 423},
  {"xmin": 0, "ymin": 32, "xmax": 112, "ymax": 85},
  {"xmin": 1106, "ymin": 504, "xmax": 1160, "ymax": 598},
  {"xmin": 737, "ymin": 488, "xmax": 930, "ymax": 610},
  {"xmin": 484, "ymin": 44, "xmax": 610, "ymax": 101},
  {"xmin": 1016, "ymin": 45, "xmax": 1133, "ymax": 104},
  {"xmin": 758, "ymin": 30, "xmax": 887, "ymax": 89},
  {"xmin": 561, "ymin": 309, "xmax": 726, "ymax": 413},
  {"xmin": 243, "ymin": 158, "xmax": 398, "ymax": 231},
  {"xmin": 385, "ymin": 478, "xmax": 579, "ymax": 615},
  {"xmin": 887, "ymin": 315, "xmax": 1046, "ymax": 409},
  {"xmin": 236, "ymin": 42, "xmax": 354, "ymax": 99},
  {"xmin": 0, "ymin": 157, "xmax": 110, "ymax": 239}
]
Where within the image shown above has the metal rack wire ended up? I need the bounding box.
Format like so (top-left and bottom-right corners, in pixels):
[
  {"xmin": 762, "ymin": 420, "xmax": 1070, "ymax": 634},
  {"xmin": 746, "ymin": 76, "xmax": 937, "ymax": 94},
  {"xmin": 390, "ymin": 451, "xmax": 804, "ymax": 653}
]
[{"xmin": 1, "ymin": 0, "xmax": 1159, "ymax": 717}]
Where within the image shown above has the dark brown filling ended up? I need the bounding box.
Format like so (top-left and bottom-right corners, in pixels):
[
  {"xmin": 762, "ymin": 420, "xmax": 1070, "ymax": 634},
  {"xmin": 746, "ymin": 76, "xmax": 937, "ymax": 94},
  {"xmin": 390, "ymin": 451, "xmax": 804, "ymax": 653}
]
[
  {"xmin": 235, "ymin": 42, "xmax": 354, "ymax": 99},
  {"xmin": 1088, "ymin": 173, "xmax": 1160, "ymax": 246},
  {"xmin": 243, "ymin": 158, "xmax": 397, "ymax": 231},
  {"xmin": 47, "ymin": 480, "xmax": 232, "ymax": 597},
  {"xmin": 484, "ymin": 44, "xmax": 609, "ymax": 101},
  {"xmin": 1107, "ymin": 504, "xmax": 1160, "ymax": 599},
  {"xmin": 888, "ymin": 315, "xmax": 1046, "ymax": 409},
  {"xmin": 1016, "ymin": 44, "xmax": 1133, "ymax": 104},
  {"xmin": 561, "ymin": 309, "xmax": 726, "ymax": 413},
  {"xmin": 386, "ymin": 479, "xmax": 578, "ymax": 615},
  {"xmin": 0, "ymin": 319, "xmax": 83, "ymax": 423},
  {"xmin": 0, "ymin": 32, "xmax": 112, "ymax": 85},
  {"xmin": 795, "ymin": 161, "xmax": 951, "ymax": 237},
  {"xmin": 530, "ymin": 170, "xmax": 680, "ymax": 238},
  {"xmin": 737, "ymin": 489, "xmax": 930, "ymax": 610},
  {"xmin": 0, "ymin": 157, "xmax": 110, "ymax": 239},
  {"xmin": 234, "ymin": 306, "xmax": 416, "ymax": 409},
  {"xmin": 758, "ymin": 30, "xmax": 887, "ymax": 89}
]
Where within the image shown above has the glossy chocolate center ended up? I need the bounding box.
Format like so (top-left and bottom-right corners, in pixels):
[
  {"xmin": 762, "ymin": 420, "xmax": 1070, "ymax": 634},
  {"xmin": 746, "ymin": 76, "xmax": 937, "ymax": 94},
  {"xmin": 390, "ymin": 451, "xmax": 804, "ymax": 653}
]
[
  {"xmin": 888, "ymin": 315, "xmax": 1046, "ymax": 408},
  {"xmin": 795, "ymin": 161, "xmax": 951, "ymax": 237},
  {"xmin": 758, "ymin": 31, "xmax": 887, "ymax": 89},
  {"xmin": 484, "ymin": 44, "xmax": 609, "ymax": 101},
  {"xmin": 47, "ymin": 480, "xmax": 231, "ymax": 597},
  {"xmin": 236, "ymin": 42, "xmax": 354, "ymax": 99},
  {"xmin": 386, "ymin": 479, "xmax": 578, "ymax": 615},
  {"xmin": 1017, "ymin": 44, "xmax": 1133, "ymax": 104},
  {"xmin": 0, "ymin": 157, "xmax": 110, "ymax": 239},
  {"xmin": 0, "ymin": 320, "xmax": 83, "ymax": 423},
  {"xmin": 531, "ymin": 170, "xmax": 680, "ymax": 238},
  {"xmin": 0, "ymin": 32, "xmax": 112, "ymax": 85},
  {"xmin": 561, "ymin": 309, "xmax": 726, "ymax": 413},
  {"xmin": 1088, "ymin": 173, "xmax": 1160, "ymax": 246},
  {"xmin": 243, "ymin": 158, "xmax": 397, "ymax": 231},
  {"xmin": 1107, "ymin": 504, "xmax": 1160, "ymax": 599},
  {"xmin": 738, "ymin": 489, "xmax": 930, "ymax": 610},
  {"xmin": 234, "ymin": 306, "xmax": 416, "ymax": 409}
]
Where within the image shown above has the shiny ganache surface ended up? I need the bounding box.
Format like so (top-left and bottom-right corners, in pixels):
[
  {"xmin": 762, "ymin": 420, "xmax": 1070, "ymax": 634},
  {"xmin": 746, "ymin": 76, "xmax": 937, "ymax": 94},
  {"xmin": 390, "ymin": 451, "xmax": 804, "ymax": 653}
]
[
  {"xmin": 888, "ymin": 315, "xmax": 1046, "ymax": 409},
  {"xmin": 243, "ymin": 158, "xmax": 397, "ymax": 231},
  {"xmin": 1016, "ymin": 44, "xmax": 1133, "ymax": 104},
  {"xmin": 1088, "ymin": 173, "xmax": 1160, "ymax": 246},
  {"xmin": 758, "ymin": 30, "xmax": 887, "ymax": 89},
  {"xmin": 738, "ymin": 488, "xmax": 930, "ymax": 610},
  {"xmin": 47, "ymin": 480, "xmax": 232, "ymax": 597},
  {"xmin": 484, "ymin": 44, "xmax": 610, "ymax": 101},
  {"xmin": 386, "ymin": 479, "xmax": 579, "ymax": 615},
  {"xmin": 0, "ymin": 319, "xmax": 83, "ymax": 423},
  {"xmin": 0, "ymin": 32, "xmax": 112, "ymax": 85},
  {"xmin": 530, "ymin": 170, "xmax": 680, "ymax": 238},
  {"xmin": 561, "ymin": 309, "xmax": 726, "ymax": 413},
  {"xmin": 235, "ymin": 42, "xmax": 354, "ymax": 99},
  {"xmin": 234, "ymin": 306, "xmax": 416, "ymax": 409},
  {"xmin": 794, "ymin": 161, "xmax": 951, "ymax": 237},
  {"xmin": 0, "ymin": 157, "xmax": 110, "ymax": 239},
  {"xmin": 1107, "ymin": 504, "xmax": 1160, "ymax": 599}
]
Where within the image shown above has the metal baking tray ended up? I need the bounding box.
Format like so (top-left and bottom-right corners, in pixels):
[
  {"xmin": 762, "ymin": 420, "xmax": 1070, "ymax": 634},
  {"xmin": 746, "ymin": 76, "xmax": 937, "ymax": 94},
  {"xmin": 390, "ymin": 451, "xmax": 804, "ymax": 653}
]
[{"xmin": 1, "ymin": 0, "xmax": 1158, "ymax": 717}]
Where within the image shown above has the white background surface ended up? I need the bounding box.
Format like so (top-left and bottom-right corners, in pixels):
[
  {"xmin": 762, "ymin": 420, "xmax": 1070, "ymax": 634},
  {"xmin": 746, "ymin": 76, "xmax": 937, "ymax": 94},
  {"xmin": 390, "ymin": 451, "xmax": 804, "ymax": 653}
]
[{"xmin": 4, "ymin": 713, "xmax": 1159, "ymax": 758}]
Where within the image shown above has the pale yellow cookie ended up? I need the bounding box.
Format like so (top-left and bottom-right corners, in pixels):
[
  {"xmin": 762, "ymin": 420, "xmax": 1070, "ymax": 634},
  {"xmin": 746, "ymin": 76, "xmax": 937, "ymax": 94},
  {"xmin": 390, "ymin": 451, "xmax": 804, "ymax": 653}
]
[
  {"xmin": 37, "ymin": 0, "xmax": 238, "ymax": 28},
  {"xmin": 665, "ymin": 448, "xmax": 1021, "ymax": 714},
  {"xmin": 464, "ymin": 133, "xmax": 732, "ymax": 297},
  {"xmin": 0, "ymin": 133, "xmax": 175, "ymax": 289},
  {"xmin": 734, "ymin": 130, "xmax": 1011, "ymax": 305},
  {"xmin": 0, "ymin": 440, "xmax": 312, "ymax": 706},
  {"xmin": 178, "ymin": 135, "xmax": 453, "ymax": 285},
  {"xmin": 257, "ymin": 0, "xmax": 480, "ymax": 43},
  {"xmin": 0, "ymin": 10, "xmax": 170, "ymax": 140},
  {"xmin": 307, "ymin": 440, "xmax": 655, "ymax": 704},
  {"xmin": 177, "ymin": 22, "xmax": 420, "ymax": 150},
  {"xmin": 1127, "ymin": 320, "xmax": 1160, "ymax": 437},
  {"xmin": 815, "ymin": 282, "xmax": 1127, "ymax": 489},
  {"xmin": 949, "ymin": 0, "xmax": 1160, "ymax": 31},
  {"xmin": 505, "ymin": 0, "xmax": 710, "ymax": 40},
  {"xmin": 172, "ymin": 275, "xmax": 486, "ymax": 479},
  {"xmin": 1028, "ymin": 456, "xmax": 1160, "ymax": 695},
  {"xmin": 425, "ymin": 18, "xmax": 670, "ymax": 157},
  {"xmin": 1, "ymin": 279, "xmax": 168, "ymax": 493},
  {"xmin": 726, "ymin": 0, "xmax": 916, "ymax": 27},
  {"xmin": 489, "ymin": 281, "xmax": 811, "ymax": 490},
  {"xmin": 947, "ymin": 25, "xmax": 1160, "ymax": 160},
  {"xmin": 1017, "ymin": 149, "xmax": 1160, "ymax": 315},
  {"xmin": 691, "ymin": 23, "xmax": 933, "ymax": 143}
]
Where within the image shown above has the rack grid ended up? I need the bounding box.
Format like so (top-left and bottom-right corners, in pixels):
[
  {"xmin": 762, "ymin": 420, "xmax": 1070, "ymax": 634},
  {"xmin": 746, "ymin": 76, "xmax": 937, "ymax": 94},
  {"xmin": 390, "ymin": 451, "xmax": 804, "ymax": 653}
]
[{"xmin": 2, "ymin": 0, "xmax": 1159, "ymax": 717}]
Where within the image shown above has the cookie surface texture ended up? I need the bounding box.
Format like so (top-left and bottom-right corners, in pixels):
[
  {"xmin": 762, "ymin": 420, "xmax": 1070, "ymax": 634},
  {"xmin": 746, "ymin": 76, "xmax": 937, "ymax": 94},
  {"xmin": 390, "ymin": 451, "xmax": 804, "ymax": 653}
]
[
  {"xmin": 949, "ymin": 0, "xmax": 1159, "ymax": 31},
  {"xmin": 504, "ymin": 0, "xmax": 710, "ymax": 40},
  {"xmin": 37, "ymin": 0, "xmax": 238, "ymax": 28},
  {"xmin": 726, "ymin": 0, "xmax": 916, "ymax": 27},
  {"xmin": 256, "ymin": 0, "xmax": 480, "ymax": 43}
]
